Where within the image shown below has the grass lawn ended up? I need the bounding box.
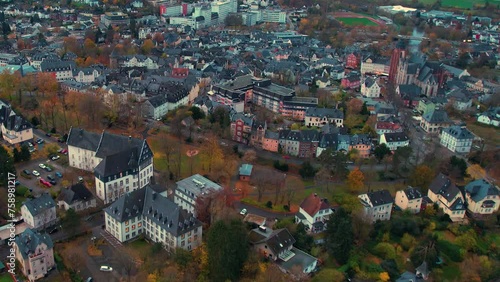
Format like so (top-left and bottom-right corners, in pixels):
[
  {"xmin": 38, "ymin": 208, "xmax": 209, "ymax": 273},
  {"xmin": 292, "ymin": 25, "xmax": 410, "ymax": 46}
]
[
  {"xmin": 0, "ymin": 273, "xmax": 13, "ymax": 282},
  {"xmin": 398, "ymin": 0, "xmax": 498, "ymax": 9},
  {"xmin": 125, "ymin": 239, "xmax": 151, "ymax": 261},
  {"xmin": 466, "ymin": 121, "xmax": 500, "ymax": 148},
  {"xmin": 336, "ymin": 17, "xmax": 378, "ymax": 26}
]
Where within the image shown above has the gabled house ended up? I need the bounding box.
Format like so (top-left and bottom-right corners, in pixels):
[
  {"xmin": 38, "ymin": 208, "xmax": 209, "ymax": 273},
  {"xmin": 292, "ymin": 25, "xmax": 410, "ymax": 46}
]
[
  {"xmin": 144, "ymin": 95, "xmax": 169, "ymax": 120},
  {"xmin": 104, "ymin": 185, "xmax": 202, "ymax": 252},
  {"xmin": 249, "ymin": 227, "xmax": 317, "ymax": 274},
  {"xmin": 375, "ymin": 121, "xmax": 403, "ymax": 136},
  {"xmin": 21, "ymin": 193, "xmax": 57, "ymax": 230},
  {"xmin": 395, "ymin": 186, "xmax": 423, "ymax": 214},
  {"xmin": 427, "ymin": 173, "xmax": 466, "ymax": 222},
  {"xmin": 67, "ymin": 128, "xmax": 154, "ymax": 204},
  {"xmin": 446, "ymin": 89, "xmax": 472, "ymax": 111},
  {"xmin": 239, "ymin": 163, "xmax": 253, "ymax": 181},
  {"xmin": 304, "ymin": 107, "xmax": 344, "ymax": 128},
  {"xmin": 348, "ymin": 134, "xmax": 372, "ymax": 158},
  {"xmin": 477, "ymin": 107, "xmax": 500, "ymax": 127},
  {"xmin": 439, "ymin": 126, "xmax": 474, "ymax": 154},
  {"xmin": 14, "ymin": 229, "xmax": 55, "ymax": 281},
  {"xmin": 262, "ymin": 131, "xmax": 280, "ymax": 152},
  {"xmin": 341, "ymin": 73, "xmax": 361, "ymax": 89},
  {"xmin": 40, "ymin": 59, "xmax": 76, "ymax": 81},
  {"xmin": 396, "ymin": 84, "xmax": 421, "ymax": 108},
  {"xmin": 360, "ymin": 77, "xmax": 381, "ymax": 98},
  {"xmin": 464, "ymin": 179, "xmax": 499, "ymax": 218},
  {"xmin": 358, "ymin": 190, "xmax": 394, "ymax": 223},
  {"xmin": 345, "ymin": 52, "xmax": 360, "ymax": 69},
  {"xmin": 379, "ymin": 132, "xmax": 409, "ymax": 151},
  {"xmin": 0, "ymin": 101, "xmax": 33, "ymax": 145},
  {"xmin": 57, "ymin": 183, "xmax": 97, "ymax": 212},
  {"xmin": 420, "ymin": 108, "xmax": 451, "ymax": 133},
  {"xmin": 295, "ymin": 193, "xmax": 333, "ymax": 233}
]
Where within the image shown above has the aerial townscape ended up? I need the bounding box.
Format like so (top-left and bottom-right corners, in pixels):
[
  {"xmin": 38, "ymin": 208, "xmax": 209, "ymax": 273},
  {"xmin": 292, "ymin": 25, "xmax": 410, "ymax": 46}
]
[{"xmin": 0, "ymin": 0, "xmax": 499, "ymax": 281}]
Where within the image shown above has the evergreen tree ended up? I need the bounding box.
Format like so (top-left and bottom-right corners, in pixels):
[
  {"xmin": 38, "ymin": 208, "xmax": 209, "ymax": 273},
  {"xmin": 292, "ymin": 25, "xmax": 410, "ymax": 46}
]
[
  {"xmin": 0, "ymin": 145, "xmax": 15, "ymax": 186},
  {"xmin": 12, "ymin": 147, "xmax": 21, "ymax": 163},
  {"xmin": 294, "ymin": 223, "xmax": 314, "ymax": 252},
  {"xmin": 207, "ymin": 220, "xmax": 249, "ymax": 281},
  {"xmin": 325, "ymin": 207, "xmax": 354, "ymax": 264},
  {"xmin": 20, "ymin": 145, "xmax": 31, "ymax": 162}
]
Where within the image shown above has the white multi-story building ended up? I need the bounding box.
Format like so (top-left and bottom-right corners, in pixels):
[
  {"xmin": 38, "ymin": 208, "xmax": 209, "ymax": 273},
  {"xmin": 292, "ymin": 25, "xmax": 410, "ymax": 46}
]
[
  {"xmin": 464, "ymin": 179, "xmax": 500, "ymax": 218},
  {"xmin": 439, "ymin": 126, "xmax": 474, "ymax": 154},
  {"xmin": 395, "ymin": 187, "xmax": 423, "ymax": 214},
  {"xmin": 40, "ymin": 60, "xmax": 76, "ymax": 81},
  {"xmin": 104, "ymin": 185, "xmax": 202, "ymax": 253},
  {"xmin": 14, "ymin": 229, "xmax": 55, "ymax": 281},
  {"xmin": 360, "ymin": 77, "xmax": 381, "ymax": 98},
  {"xmin": 295, "ymin": 193, "xmax": 333, "ymax": 233},
  {"xmin": 67, "ymin": 128, "xmax": 154, "ymax": 204},
  {"xmin": 174, "ymin": 174, "xmax": 223, "ymax": 215},
  {"xmin": 211, "ymin": 0, "xmax": 237, "ymax": 24},
  {"xmin": 0, "ymin": 101, "xmax": 33, "ymax": 145},
  {"xmin": 73, "ymin": 68, "xmax": 101, "ymax": 83},
  {"xmin": 379, "ymin": 132, "xmax": 409, "ymax": 151},
  {"xmin": 261, "ymin": 9, "xmax": 286, "ymax": 23},
  {"xmin": 21, "ymin": 194, "xmax": 57, "ymax": 230},
  {"xmin": 358, "ymin": 190, "xmax": 394, "ymax": 223},
  {"xmin": 304, "ymin": 107, "xmax": 344, "ymax": 128}
]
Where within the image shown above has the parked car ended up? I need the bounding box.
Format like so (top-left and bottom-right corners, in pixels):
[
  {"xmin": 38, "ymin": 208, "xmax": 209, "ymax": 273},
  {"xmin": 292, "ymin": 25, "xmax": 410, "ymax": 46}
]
[
  {"xmin": 22, "ymin": 169, "xmax": 31, "ymax": 175},
  {"xmin": 36, "ymin": 138, "xmax": 44, "ymax": 144},
  {"xmin": 46, "ymin": 133, "xmax": 52, "ymax": 137},
  {"xmin": 32, "ymin": 170, "xmax": 40, "ymax": 177},
  {"xmin": 61, "ymin": 149, "xmax": 68, "ymax": 155},
  {"xmin": 100, "ymin": 266, "xmax": 113, "ymax": 272},
  {"xmin": 240, "ymin": 208, "xmax": 248, "ymax": 215},
  {"xmin": 57, "ymin": 148, "xmax": 64, "ymax": 153},
  {"xmin": 29, "ymin": 147, "xmax": 36, "ymax": 153},
  {"xmin": 78, "ymin": 176, "xmax": 84, "ymax": 183},
  {"xmin": 44, "ymin": 166, "xmax": 53, "ymax": 172},
  {"xmin": 86, "ymin": 278, "xmax": 93, "ymax": 282},
  {"xmin": 50, "ymin": 155, "xmax": 60, "ymax": 161},
  {"xmin": 55, "ymin": 172, "xmax": 63, "ymax": 178},
  {"xmin": 49, "ymin": 179, "xmax": 57, "ymax": 185},
  {"xmin": 15, "ymin": 180, "xmax": 20, "ymax": 186},
  {"xmin": 39, "ymin": 178, "xmax": 52, "ymax": 188},
  {"xmin": 27, "ymin": 142, "xmax": 34, "ymax": 147},
  {"xmin": 47, "ymin": 175, "xmax": 55, "ymax": 181},
  {"xmin": 39, "ymin": 163, "xmax": 47, "ymax": 169}
]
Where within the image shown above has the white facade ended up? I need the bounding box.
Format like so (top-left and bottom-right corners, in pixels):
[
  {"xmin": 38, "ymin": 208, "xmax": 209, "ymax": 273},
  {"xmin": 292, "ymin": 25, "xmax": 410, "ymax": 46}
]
[
  {"xmin": 21, "ymin": 205, "xmax": 56, "ymax": 230},
  {"xmin": 14, "ymin": 231, "xmax": 55, "ymax": 282},
  {"xmin": 68, "ymin": 145, "xmax": 101, "ymax": 171},
  {"xmin": 211, "ymin": 0, "xmax": 237, "ymax": 24},
  {"xmin": 261, "ymin": 10, "xmax": 286, "ymax": 23},
  {"xmin": 122, "ymin": 57, "xmax": 159, "ymax": 69},
  {"xmin": 439, "ymin": 127, "xmax": 473, "ymax": 153},
  {"xmin": 395, "ymin": 190, "xmax": 422, "ymax": 214},
  {"xmin": 96, "ymin": 163, "xmax": 154, "ymax": 204},
  {"xmin": 74, "ymin": 69, "xmax": 100, "ymax": 83},
  {"xmin": 379, "ymin": 133, "xmax": 409, "ymax": 151},
  {"xmin": 1, "ymin": 126, "xmax": 33, "ymax": 145},
  {"xmin": 360, "ymin": 79, "xmax": 381, "ymax": 98},
  {"xmin": 358, "ymin": 192, "xmax": 394, "ymax": 223}
]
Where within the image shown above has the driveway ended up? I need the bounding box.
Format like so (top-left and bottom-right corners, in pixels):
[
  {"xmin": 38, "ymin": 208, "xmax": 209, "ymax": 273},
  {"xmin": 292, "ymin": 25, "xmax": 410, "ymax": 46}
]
[
  {"xmin": 234, "ymin": 201, "xmax": 294, "ymax": 220},
  {"xmin": 16, "ymin": 157, "xmax": 68, "ymax": 197}
]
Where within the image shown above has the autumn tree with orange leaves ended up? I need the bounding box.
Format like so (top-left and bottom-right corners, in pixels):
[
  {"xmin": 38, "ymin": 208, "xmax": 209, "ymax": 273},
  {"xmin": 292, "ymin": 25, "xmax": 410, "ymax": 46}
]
[{"xmin": 347, "ymin": 167, "xmax": 365, "ymax": 192}]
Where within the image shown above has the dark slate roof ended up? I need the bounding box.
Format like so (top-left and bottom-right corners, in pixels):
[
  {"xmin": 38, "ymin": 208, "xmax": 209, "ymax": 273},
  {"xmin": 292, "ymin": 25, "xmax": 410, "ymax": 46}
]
[
  {"xmin": 422, "ymin": 109, "xmax": 451, "ymax": 124},
  {"xmin": 94, "ymin": 131, "xmax": 143, "ymax": 158},
  {"xmin": 465, "ymin": 179, "xmax": 499, "ymax": 202},
  {"xmin": 58, "ymin": 183, "xmax": 94, "ymax": 205},
  {"xmin": 318, "ymin": 133, "xmax": 338, "ymax": 149},
  {"xmin": 148, "ymin": 94, "xmax": 168, "ymax": 108},
  {"xmin": 429, "ymin": 173, "xmax": 461, "ymax": 203},
  {"xmin": 364, "ymin": 77, "xmax": 377, "ymax": 88},
  {"xmin": 398, "ymin": 84, "xmax": 421, "ymax": 95},
  {"xmin": 305, "ymin": 107, "xmax": 344, "ymax": 119},
  {"xmin": 40, "ymin": 59, "xmax": 76, "ymax": 72},
  {"xmin": 403, "ymin": 186, "xmax": 422, "ymax": 200},
  {"xmin": 383, "ymin": 132, "xmax": 409, "ymax": 143},
  {"xmin": 94, "ymin": 148, "xmax": 139, "ymax": 177},
  {"xmin": 66, "ymin": 127, "xmax": 101, "ymax": 151},
  {"xmin": 0, "ymin": 104, "xmax": 32, "ymax": 132},
  {"xmin": 365, "ymin": 190, "xmax": 394, "ymax": 206},
  {"xmin": 104, "ymin": 185, "xmax": 200, "ymax": 237},
  {"xmin": 249, "ymin": 228, "xmax": 296, "ymax": 256},
  {"xmin": 442, "ymin": 126, "xmax": 474, "ymax": 140},
  {"xmin": 15, "ymin": 228, "xmax": 54, "ymax": 260},
  {"xmin": 22, "ymin": 193, "xmax": 56, "ymax": 217}
]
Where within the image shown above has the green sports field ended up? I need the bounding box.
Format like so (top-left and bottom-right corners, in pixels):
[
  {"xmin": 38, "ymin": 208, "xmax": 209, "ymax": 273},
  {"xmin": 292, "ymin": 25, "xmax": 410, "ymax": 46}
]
[{"xmin": 336, "ymin": 17, "xmax": 378, "ymax": 26}]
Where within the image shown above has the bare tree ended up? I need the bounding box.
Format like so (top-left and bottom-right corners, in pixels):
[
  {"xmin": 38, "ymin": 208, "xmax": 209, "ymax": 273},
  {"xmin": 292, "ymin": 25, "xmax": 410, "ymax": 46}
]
[
  {"xmin": 250, "ymin": 167, "xmax": 282, "ymax": 202},
  {"xmin": 242, "ymin": 149, "xmax": 257, "ymax": 164}
]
